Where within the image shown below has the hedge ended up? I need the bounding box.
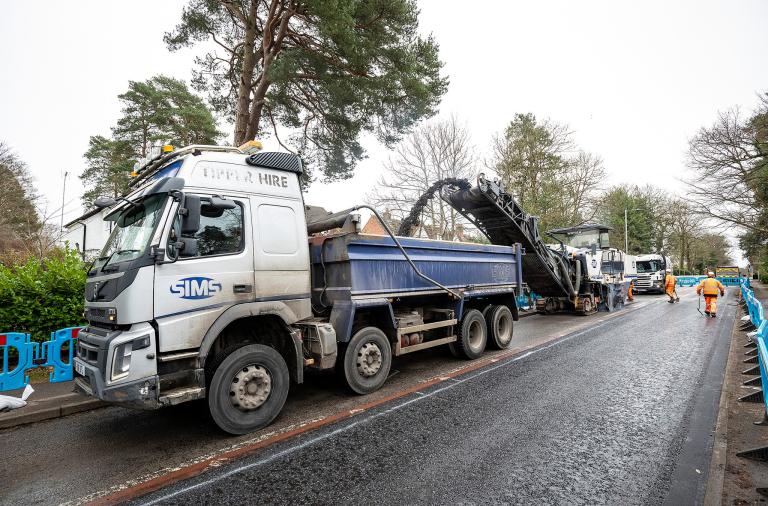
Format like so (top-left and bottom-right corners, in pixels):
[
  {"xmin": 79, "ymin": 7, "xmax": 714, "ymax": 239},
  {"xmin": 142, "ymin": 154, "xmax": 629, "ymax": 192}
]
[{"xmin": 0, "ymin": 250, "xmax": 86, "ymax": 343}]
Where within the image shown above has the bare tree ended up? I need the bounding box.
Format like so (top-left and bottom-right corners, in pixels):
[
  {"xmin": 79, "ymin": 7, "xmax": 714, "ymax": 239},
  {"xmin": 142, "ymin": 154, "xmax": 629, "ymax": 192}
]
[
  {"xmin": 558, "ymin": 151, "xmax": 606, "ymax": 225},
  {"xmin": 685, "ymin": 95, "xmax": 768, "ymax": 233},
  {"xmin": 489, "ymin": 113, "xmax": 606, "ymax": 230},
  {"xmin": 368, "ymin": 116, "xmax": 477, "ymax": 240}
]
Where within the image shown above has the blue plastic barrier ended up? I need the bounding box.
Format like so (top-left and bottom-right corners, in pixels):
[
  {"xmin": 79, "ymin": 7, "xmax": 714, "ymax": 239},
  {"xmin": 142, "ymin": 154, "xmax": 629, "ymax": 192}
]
[
  {"xmin": 676, "ymin": 276, "xmax": 747, "ymax": 288},
  {"xmin": 750, "ymin": 292, "xmax": 768, "ymax": 421},
  {"xmin": 41, "ymin": 327, "xmax": 83, "ymax": 383},
  {"xmin": 750, "ymin": 292, "xmax": 762, "ymax": 329},
  {"xmin": 756, "ymin": 335, "xmax": 768, "ymax": 403},
  {"xmin": 0, "ymin": 333, "xmax": 39, "ymax": 391},
  {"xmin": 676, "ymin": 276, "xmax": 706, "ymax": 287},
  {"xmin": 516, "ymin": 291, "xmax": 541, "ymax": 311}
]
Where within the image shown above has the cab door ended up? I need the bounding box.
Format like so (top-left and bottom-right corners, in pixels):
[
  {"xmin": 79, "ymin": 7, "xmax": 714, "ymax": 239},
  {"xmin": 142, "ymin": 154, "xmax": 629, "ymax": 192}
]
[{"xmin": 154, "ymin": 194, "xmax": 254, "ymax": 353}]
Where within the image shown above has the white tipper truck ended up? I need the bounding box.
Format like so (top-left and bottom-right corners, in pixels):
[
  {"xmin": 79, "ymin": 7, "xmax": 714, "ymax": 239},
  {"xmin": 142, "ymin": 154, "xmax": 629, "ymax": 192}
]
[
  {"xmin": 634, "ymin": 254, "xmax": 672, "ymax": 294},
  {"xmin": 72, "ymin": 145, "xmax": 524, "ymax": 434}
]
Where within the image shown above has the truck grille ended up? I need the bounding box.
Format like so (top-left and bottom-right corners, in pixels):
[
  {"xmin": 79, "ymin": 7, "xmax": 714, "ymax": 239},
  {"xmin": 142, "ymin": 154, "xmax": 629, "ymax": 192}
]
[
  {"xmin": 76, "ymin": 340, "xmax": 100, "ymax": 365},
  {"xmin": 636, "ymin": 274, "xmax": 653, "ymax": 288},
  {"xmin": 75, "ymin": 328, "xmax": 111, "ymax": 371}
]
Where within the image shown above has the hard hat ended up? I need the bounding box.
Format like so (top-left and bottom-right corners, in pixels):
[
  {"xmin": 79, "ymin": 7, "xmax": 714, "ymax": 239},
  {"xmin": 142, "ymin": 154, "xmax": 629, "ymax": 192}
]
[
  {"xmin": 708, "ymin": 271, "xmax": 715, "ymax": 277},
  {"xmin": 666, "ymin": 268, "xmax": 672, "ymax": 272}
]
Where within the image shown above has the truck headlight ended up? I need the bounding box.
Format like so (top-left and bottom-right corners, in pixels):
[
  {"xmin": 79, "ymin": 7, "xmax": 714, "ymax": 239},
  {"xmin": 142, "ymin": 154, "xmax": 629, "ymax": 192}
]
[
  {"xmin": 111, "ymin": 342, "xmax": 132, "ymax": 380},
  {"xmin": 111, "ymin": 335, "xmax": 150, "ymax": 381}
]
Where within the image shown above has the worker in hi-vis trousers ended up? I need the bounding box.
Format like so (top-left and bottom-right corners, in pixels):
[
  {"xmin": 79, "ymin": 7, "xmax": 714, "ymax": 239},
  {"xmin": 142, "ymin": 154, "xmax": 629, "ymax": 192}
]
[
  {"xmin": 696, "ymin": 271, "xmax": 725, "ymax": 317},
  {"xmin": 664, "ymin": 268, "xmax": 679, "ymax": 303}
]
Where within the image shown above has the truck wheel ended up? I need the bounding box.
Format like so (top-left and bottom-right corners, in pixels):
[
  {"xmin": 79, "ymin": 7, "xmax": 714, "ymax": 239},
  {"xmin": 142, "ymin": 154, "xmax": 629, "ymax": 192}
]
[
  {"xmin": 455, "ymin": 309, "xmax": 487, "ymax": 359},
  {"xmin": 487, "ymin": 305, "xmax": 514, "ymax": 350},
  {"xmin": 208, "ymin": 344, "xmax": 289, "ymax": 435},
  {"xmin": 343, "ymin": 327, "xmax": 392, "ymax": 395}
]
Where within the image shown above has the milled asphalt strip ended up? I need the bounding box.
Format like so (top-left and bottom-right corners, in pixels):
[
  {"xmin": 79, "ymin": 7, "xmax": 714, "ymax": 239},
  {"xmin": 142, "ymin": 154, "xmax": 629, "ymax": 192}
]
[
  {"xmin": 136, "ymin": 302, "xmax": 659, "ymax": 506},
  {"xmin": 663, "ymin": 291, "xmax": 737, "ymax": 505}
]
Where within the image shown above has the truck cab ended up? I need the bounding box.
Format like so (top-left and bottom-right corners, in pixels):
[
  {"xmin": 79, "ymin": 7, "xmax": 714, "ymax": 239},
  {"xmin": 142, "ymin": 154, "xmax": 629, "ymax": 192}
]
[
  {"xmin": 634, "ymin": 254, "xmax": 672, "ymax": 294},
  {"xmin": 75, "ymin": 146, "xmax": 311, "ymax": 430}
]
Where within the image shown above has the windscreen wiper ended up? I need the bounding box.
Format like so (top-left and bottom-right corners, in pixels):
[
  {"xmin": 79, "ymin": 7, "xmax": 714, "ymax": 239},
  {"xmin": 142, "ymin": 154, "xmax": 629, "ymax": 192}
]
[{"xmin": 101, "ymin": 249, "xmax": 141, "ymax": 272}]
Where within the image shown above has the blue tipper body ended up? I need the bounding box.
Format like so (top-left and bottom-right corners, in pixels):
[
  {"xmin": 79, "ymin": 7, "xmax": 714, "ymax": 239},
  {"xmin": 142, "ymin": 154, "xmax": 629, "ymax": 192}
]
[{"xmin": 309, "ymin": 233, "xmax": 523, "ymax": 304}]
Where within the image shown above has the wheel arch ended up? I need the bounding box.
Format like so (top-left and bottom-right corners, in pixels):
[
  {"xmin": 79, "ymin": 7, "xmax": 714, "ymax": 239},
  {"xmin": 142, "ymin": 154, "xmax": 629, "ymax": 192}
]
[
  {"xmin": 201, "ymin": 302, "xmax": 303, "ymax": 384},
  {"xmin": 329, "ymin": 298, "xmax": 396, "ymax": 343},
  {"xmin": 462, "ymin": 291, "xmax": 519, "ymax": 321}
]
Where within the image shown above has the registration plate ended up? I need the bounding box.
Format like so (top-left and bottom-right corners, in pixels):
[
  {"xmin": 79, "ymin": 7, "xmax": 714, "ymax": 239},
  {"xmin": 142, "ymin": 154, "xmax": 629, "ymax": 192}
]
[{"xmin": 74, "ymin": 360, "xmax": 86, "ymax": 376}]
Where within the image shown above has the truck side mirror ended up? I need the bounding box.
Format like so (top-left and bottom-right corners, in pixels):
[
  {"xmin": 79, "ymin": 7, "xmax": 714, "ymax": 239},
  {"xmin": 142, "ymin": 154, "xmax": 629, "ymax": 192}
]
[
  {"xmin": 181, "ymin": 195, "xmax": 201, "ymax": 235},
  {"xmin": 94, "ymin": 196, "xmax": 118, "ymax": 209},
  {"xmin": 209, "ymin": 196, "xmax": 236, "ymax": 210},
  {"xmin": 180, "ymin": 237, "xmax": 199, "ymax": 257}
]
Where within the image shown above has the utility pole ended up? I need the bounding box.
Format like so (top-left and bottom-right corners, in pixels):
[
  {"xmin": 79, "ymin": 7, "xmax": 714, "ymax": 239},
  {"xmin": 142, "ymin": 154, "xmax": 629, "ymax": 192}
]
[
  {"xmin": 624, "ymin": 207, "xmax": 643, "ymax": 253},
  {"xmin": 624, "ymin": 208, "xmax": 628, "ymax": 253},
  {"xmin": 60, "ymin": 171, "xmax": 69, "ymax": 235}
]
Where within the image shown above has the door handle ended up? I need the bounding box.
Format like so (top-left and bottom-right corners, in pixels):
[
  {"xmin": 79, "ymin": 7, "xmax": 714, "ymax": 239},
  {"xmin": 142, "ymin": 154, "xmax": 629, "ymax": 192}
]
[{"xmin": 233, "ymin": 284, "xmax": 253, "ymax": 294}]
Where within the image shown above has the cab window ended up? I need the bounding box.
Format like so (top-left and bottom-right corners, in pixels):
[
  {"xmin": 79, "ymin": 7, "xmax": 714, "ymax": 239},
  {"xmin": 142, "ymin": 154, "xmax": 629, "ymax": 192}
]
[{"xmin": 170, "ymin": 199, "xmax": 244, "ymax": 258}]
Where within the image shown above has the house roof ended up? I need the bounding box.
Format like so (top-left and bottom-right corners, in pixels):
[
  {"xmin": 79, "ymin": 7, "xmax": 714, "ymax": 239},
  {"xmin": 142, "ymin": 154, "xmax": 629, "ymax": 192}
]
[{"xmin": 64, "ymin": 207, "xmax": 104, "ymax": 229}]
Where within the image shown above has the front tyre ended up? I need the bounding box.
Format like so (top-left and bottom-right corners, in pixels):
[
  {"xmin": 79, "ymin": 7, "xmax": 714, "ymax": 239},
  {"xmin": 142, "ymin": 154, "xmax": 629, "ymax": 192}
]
[
  {"xmin": 343, "ymin": 327, "xmax": 392, "ymax": 395},
  {"xmin": 208, "ymin": 344, "xmax": 289, "ymax": 435}
]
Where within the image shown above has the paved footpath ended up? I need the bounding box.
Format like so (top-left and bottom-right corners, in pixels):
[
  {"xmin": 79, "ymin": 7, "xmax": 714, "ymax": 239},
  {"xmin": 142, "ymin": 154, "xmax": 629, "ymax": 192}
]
[{"xmin": 0, "ymin": 288, "xmax": 735, "ymax": 505}]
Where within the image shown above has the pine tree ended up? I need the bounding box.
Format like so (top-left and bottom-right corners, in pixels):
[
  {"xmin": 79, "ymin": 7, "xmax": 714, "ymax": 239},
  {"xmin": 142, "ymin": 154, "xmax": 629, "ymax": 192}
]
[
  {"xmin": 80, "ymin": 75, "xmax": 220, "ymax": 205},
  {"xmin": 165, "ymin": 0, "xmax": 447, "ymax": 180}
]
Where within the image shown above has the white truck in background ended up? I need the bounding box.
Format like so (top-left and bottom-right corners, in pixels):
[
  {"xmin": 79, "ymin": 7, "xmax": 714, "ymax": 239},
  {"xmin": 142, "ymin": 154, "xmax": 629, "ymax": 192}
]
[{"xmin": 634, "ymin": 254, "xmax": 672, "ymax": 294}]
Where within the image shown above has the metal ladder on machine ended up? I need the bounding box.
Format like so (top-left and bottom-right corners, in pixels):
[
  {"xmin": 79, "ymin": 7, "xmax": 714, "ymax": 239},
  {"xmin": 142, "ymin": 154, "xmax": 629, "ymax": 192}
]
[{"xmin": 441, "ymin": 175, "xmax": 576, "ymax": 304}]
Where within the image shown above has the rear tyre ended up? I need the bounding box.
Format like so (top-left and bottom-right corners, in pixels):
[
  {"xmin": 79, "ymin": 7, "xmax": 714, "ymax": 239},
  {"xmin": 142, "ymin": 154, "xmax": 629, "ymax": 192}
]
[
  {"xmin": 208, "ymin": 344, "xmax": 289, "ymax": 435},
  {"xmin": 487, "ymin": 305, "xmax": 514, "ymax": 350},
  {"xmin": 455, "ymin": 309, "xmax": 487, "ymax": 359},
  {"xmin": 342, "ymin": 327, "xmax": 392, "ymax": 395}
]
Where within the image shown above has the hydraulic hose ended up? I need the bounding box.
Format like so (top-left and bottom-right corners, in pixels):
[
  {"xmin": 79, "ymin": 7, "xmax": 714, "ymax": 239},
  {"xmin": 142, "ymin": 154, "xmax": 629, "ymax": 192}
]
[
  {"xmin": 556, "ymin": 255, "xmax": 577, "ymax": 298},
  {"xmin": 572, "ymin": 256, "xmax": 581, "ymax": 295},
  {"xmin": 396, "ymin": 178, "xmax": 472, "ymax": 237}
]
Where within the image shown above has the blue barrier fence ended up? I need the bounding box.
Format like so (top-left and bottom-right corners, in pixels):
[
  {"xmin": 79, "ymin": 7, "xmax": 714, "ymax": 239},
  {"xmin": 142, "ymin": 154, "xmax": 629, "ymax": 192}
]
[
  {"xmin": 736, "ymin": 280, "xmax": 768, "ymax": 446},
  {"xmin": 675, "ymin": 276, "xmax": 746, "ymax": 288},
  {"xmin": 516, "ymin": 292, "xmax": 541, "ymax": 311},
  {"xmin": 0, "ymin": 327, "xmax": 83, "ymax": 392}
]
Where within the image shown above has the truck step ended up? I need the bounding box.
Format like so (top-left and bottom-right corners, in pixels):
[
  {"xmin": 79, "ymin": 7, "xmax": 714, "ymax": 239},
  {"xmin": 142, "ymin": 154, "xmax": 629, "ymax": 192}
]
[{"xmin": 159, "ymin": 386, "xmax": 206, "ymax": 406}]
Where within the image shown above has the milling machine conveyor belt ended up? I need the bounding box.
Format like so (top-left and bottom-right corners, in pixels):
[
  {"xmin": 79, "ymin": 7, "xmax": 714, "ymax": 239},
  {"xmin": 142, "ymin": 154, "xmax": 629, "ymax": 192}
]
[{"xmin": 443, "ymin": 176, "xmax": 574, "ymax": 298}]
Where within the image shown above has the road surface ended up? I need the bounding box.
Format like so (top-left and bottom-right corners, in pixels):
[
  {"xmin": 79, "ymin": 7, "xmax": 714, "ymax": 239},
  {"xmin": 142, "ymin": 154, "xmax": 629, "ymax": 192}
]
[{"xmin": 0, "ymin": 288, "xmax": 736, "ymax": 505}]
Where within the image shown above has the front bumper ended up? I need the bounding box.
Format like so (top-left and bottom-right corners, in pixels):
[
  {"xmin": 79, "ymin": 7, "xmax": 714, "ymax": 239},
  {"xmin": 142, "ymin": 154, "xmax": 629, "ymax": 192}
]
[
  {"xmin": 74, "ymin": 322, "xmax": 159, "ymax": 409},
  {"xmin": 74, "ymin": 360, "xmax": 160, "ymax": 409}
]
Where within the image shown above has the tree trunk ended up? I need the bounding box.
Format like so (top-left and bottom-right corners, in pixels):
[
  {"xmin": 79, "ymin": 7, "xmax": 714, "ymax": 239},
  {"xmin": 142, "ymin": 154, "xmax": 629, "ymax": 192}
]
[
  {"xmin": 244, "ymin": 3, "xmax": 292, "ymax": 141},
  {"xmin": 233, "ymin": 2, "xmax": 259, "ymax": 145}
]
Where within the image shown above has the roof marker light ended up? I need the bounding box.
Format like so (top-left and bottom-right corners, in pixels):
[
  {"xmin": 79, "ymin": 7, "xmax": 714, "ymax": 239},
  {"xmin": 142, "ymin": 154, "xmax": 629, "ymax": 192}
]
[{"xmin": 239, "ymin": 140, "xmax": 263, "ymax": 154}]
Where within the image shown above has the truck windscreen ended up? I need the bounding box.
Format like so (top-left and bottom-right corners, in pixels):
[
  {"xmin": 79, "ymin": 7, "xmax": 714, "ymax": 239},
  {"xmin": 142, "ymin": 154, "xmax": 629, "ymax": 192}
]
[
  {"xmin": 91, "ymin": 194, "xmax": 167, "ymax": 273},
  {"xmin": 637, "ymin": 260, "xmax": 662, "ymax": 273}
]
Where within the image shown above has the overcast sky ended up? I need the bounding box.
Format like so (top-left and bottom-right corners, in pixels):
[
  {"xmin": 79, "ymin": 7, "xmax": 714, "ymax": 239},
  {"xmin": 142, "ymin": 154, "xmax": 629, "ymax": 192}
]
[{"xmin": 1, "ymin": 0, "xmax": 767, "ymax": 242}]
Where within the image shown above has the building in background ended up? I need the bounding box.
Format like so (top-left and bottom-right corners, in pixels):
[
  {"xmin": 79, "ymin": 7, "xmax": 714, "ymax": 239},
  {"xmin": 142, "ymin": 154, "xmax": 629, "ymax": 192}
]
[{"xmin": 61, "ymin": 208, "xmax": 112, "ymax": 259}]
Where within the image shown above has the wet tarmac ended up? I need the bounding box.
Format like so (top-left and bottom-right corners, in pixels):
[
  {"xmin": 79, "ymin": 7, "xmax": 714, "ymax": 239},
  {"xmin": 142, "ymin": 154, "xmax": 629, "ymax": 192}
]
[
  {"xmin": 131, "ymin": 289, "xmax": 735, "ymax": 505},
  {"xmin": 0, "ymin": 289, "xmax": 735, "ymax": 505}
]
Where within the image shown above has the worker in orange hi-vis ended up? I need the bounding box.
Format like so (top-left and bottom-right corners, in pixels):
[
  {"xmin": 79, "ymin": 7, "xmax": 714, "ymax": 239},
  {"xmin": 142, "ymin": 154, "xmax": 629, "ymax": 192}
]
[
  {"xmin": 696, "ymin": 271, "xmax": 725, "ymax": 318},
  {"xmin": 664, "ymin": 268, "xmax": 679, "ymax": 303}
]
